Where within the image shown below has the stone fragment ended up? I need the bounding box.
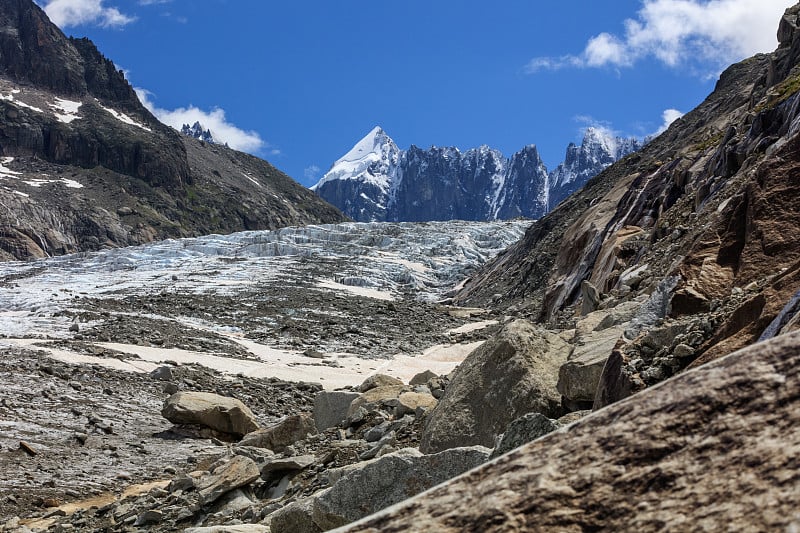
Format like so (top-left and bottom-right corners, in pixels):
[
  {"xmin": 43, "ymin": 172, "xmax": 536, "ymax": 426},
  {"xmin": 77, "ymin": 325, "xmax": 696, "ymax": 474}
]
[
  {"xmin": 358, "ymin": 374, "xmax": 404, "ymax": 392},
  {"xmin": 313, "ymin": 391, "xmax": 360, "ymax": 431},
  {"xmin": 237, "ymin": 413, "xmax": 315, "ymax": 452},
  {"xmin": 409, "ymin": 370, "xmax": 437, "ymax": 386},
  {"xmin": 133, "ymin": 509, "xmax": 162, "ymax": 526},
  {"xmin": 489, "ymin": 413, "xmax": 560, "ymax": 459},
  {"xmin": 161, "ymin": 391, "xmax": 259, "ymax": 437},
  {"xmin": 390, "ymin": 391, "xmax": 437, "ymax": 417},
  {"xmin": 420, "ymin": 320, "xmax": 569, "ymax": 453},
  {"xmin": 184, "ymin": 526, "xmax": 271, "ymax": 533},
  {"xmin": 196, "ymin": 455, "xmax": 260, "ymax": 505},
  {"xmin": 580, "ymin": 279, "xmax": 601, "ymax": 315},
  {"xmin": 261, "ymin": 454, "xmax": 316, "ymax": 477}
]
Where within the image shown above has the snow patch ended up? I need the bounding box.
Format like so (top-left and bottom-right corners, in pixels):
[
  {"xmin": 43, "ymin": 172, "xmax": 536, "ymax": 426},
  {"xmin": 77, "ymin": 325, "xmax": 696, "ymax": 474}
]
[
  {"xmin": 0, "ymin": 157, "xmax": 21, "ymax": 178},
  {"xmin": 99, "ymin": 104, "xmax": 152, "ymax": 132},
  {"xmin": 60, "ymin": 178, "xmax": 84, "ymax": 189},
  {"xmin": 0, "ymin": 91, "xmax": 44, "ymax": 113},
  {"xmin": 240, "ymin": 171, "xmax": 262, "ymax": 187},
  {"xmin": 50, "ymin": 98, "xmax": 82, "ymax": 123},
  {"xmin": 317, "ymin": 278, "xmax": 395, "ymax": 301}
]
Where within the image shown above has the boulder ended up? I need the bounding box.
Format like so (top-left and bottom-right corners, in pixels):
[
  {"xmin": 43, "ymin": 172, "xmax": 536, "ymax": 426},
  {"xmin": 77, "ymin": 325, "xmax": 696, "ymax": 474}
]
[
  {"xmin": 347, "ymin": 385, "xmax": 406, "ymax": 419},
  {"xmin": 261, "ymin": 454, "xmax": 316, "ymax": 477},
  {"xmin": 419, "ymin": 320, "xmax": 570, "ymax": 453},
  {"xmin": 195, "ymin": 455, "xmax": 261, "ymax": 505},
  {"xmin": 556, "ymin": 326, "xmax": 624, "ymax": 405},
  {"xmin": 489, "ymin": 412, "xmax": 560, "ymax": 459},
  {"xmin": 313, "ymin": 391, "xmax": 360, "ymax": 431},
  {"xmin": 358, "ymin": 374, "xmax": 404, "ymax": 392},
  {"xmin": 161, "ymin": 392, "xmax": 259, "ymax": 437},
  {"xmin": 409, "ymin": 370, "xmax": 438, "ymax": 386},
  {"xmin": 390, "ymin": 391, "xmax": 437, "ymax": 417},
  {"xmin": 185, "ymin": 526, "xmax": 270, "ymax": 533},
  {"xmin": 237, "ymin": 413, "xmax": 315, "ymax": 452},
  {"xmin": 268, "ymin": 446, "xmax": 491, "ymax": 532},
  {"xmin": 341, "ymin": 332, "xmax": 800, "ymax": 533}
]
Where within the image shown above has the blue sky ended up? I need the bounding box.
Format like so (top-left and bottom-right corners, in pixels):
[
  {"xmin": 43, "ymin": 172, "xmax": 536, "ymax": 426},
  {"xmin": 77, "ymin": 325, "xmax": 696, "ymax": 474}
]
[{"xmin": 38, "ymin": 0, "xmax": 794, "ymax": 186}]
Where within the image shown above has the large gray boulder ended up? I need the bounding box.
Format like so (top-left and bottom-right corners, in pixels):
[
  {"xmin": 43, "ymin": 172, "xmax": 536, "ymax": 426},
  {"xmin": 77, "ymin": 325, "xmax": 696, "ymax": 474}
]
[
  {"xmin": 161, "ymin": 391, "xmax": 259, "ymax": 437},
  {"xmin": 313, "ymin": 391, "xmax": 360, "ymax": 431},
  {"xmin": 268, "ymin": 446, "xmax": 491, "ymax": 532},
  {"xmin": 419, "ymin": 320, "xmax": 570, "ymax": 453},
  {"xmin": 556, "ymin": 326, "xmax": 624, "ymax": 404}
]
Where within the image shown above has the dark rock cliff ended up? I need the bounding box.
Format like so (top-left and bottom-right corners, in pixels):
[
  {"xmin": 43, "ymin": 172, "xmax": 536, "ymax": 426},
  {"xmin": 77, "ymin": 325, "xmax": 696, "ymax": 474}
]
[{"xmin": 0, "ymin": 0, "xmax": 345, "ymax": 261}]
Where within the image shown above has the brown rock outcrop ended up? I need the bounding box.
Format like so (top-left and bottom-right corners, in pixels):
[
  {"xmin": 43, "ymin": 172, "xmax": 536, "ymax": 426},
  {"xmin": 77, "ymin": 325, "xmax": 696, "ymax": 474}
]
[{"xmin": 339, "ymin": 331, "xmax": 800, "ymax": 532}]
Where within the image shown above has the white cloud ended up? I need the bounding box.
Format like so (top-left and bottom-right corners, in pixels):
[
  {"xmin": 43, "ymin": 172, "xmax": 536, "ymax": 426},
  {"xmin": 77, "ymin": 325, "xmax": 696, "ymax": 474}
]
[
  {"xmin": 136, "ymin": 89, "xmax": 267, "ymax": 154},
  {"xmin": 40, "ymin": 0, "xmax": 134, "ymax": 28},
  {"xmin": 304, "ymin": 165, "xmax": 321, "ymax": 183},
  {"xmin": 655, "ymin": 108, "xmax": 685, "ymax": 134},
  {"xmin": 527, "ymin": 0, "xmax": 793, "ymax": 74}
]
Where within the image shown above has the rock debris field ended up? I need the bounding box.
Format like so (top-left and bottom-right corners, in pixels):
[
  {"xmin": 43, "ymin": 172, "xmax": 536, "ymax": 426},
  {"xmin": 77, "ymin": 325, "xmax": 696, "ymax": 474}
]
[{"xmin": 0, "ymin": 220, "xmax": 527, "ymax": 531}]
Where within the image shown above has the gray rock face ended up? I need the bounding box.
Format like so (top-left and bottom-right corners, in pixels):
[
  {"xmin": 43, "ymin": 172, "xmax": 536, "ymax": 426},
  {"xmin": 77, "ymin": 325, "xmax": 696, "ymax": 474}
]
[
  {"xmin": 342, "ymin": 331, "xmax": 800, "ymax": 533},
  {"xmin": 419, "ymin": 320, "xmax": 570, "ymax": 453},
  {"xmin": 161, "ymin": 391, "xmax": 259, "ymax": 437},
  {"xmin": 313, "ymin": 391, "xmax": 360, "ymax": 431},
  {"xmin": 269, "ymin": 446, "xmax": 491, "ymax": 532}
]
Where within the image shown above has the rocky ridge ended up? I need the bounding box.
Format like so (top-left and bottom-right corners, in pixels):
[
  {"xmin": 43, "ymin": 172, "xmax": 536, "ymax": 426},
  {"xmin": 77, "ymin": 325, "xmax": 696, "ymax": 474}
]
[
  {"xmin": 313, "ymin": 126, "xmax": 640, "ymax": 222},
  {"xmin": 0, "ymin": 0, "xmax": 345, "ymax": 261}
]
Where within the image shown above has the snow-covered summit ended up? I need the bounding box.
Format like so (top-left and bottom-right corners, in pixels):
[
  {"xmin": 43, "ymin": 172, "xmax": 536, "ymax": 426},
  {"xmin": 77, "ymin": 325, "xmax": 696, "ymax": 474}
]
[
  {"xmin": 548, "ymin": 128, "xmax": 642, "ymax": 207},
  {"xmin": 311, "ymin": 126, "xmax": 400, "ymax": 192},
  {"xmin": 313, "ymin": 126, "xmax": 641, "ymax": 222}
]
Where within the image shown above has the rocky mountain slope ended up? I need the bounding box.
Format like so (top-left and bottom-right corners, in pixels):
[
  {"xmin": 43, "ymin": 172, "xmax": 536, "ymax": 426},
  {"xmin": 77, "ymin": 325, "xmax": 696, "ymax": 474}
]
[
  {"xmin": 0, "ymin": 0, "xmax": 345, "ymax": 262},
  {"xmin": 3, "ymin": 3, "xmax": 800, "ymax": 533},
  {"xmin": 313, "ymin": 126, "xmax": 640, "ymax": 222},
  {"xmin": 455, "ymin": 3, "xmax": 800, "ymax": 403}
]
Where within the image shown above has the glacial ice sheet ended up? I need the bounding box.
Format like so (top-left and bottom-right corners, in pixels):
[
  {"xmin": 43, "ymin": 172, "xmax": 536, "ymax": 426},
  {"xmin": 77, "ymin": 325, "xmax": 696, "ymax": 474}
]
[{"xmin": 0, "ymin": 220, "xmax": 529, "ymax": 338}]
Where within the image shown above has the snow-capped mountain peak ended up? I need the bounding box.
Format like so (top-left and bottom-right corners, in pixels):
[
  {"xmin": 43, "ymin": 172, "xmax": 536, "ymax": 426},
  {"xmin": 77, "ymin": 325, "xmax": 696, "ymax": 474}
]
[
  {"xmin": 313, "ymin": 127, "xmax": 641, "ymax": 222},
  {"xmin": 311, "ymin": 126, "xmax": 400, "ymax": 193}
]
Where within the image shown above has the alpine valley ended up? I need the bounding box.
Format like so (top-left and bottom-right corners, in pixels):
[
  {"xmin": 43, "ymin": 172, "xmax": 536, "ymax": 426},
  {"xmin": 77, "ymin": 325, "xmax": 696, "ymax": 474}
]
[
  {"xmin": 312, "ymin": 126, "xmax": 641, "ymax": 222},
  {"xmin": 2, "ymin": 1, "xmax": 800, "ymax": 532}
]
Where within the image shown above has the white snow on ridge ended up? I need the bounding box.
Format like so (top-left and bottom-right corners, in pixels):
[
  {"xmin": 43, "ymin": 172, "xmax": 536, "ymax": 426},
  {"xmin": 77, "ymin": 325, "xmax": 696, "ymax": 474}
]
[
  {"xmin": 0, "ymin": 91, "xmax": 44, "ymax": 113},
  {"xmin": 99, "ymin": 104, "xmax": 152, "ymax": 132},
  {"xmin": 0, "ymin": 157, "xmax": 21, "ymax": 178},
  {"xmin": 311, "ymin": 126, "xmax": 400, "ymax": 193},
  {"xmin": 50, "ymin": 98, "xmax": 82, "ymax": 123},
  {"xmin": 0, "ymin": 156, "xmax": 82, "ymax": 189}
]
